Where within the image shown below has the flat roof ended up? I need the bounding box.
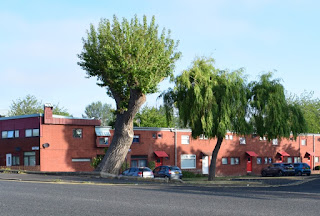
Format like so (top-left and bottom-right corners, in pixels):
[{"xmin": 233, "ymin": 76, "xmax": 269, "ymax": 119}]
[{"xmin": 0, "ymin": 114, "xmax": 42, "ymax": 121}]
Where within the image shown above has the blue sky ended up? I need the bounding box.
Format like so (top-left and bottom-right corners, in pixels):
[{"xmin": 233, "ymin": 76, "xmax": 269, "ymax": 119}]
[{"xmin": 1, "ymin": 0, "xmax": 319, "ymax": 117}]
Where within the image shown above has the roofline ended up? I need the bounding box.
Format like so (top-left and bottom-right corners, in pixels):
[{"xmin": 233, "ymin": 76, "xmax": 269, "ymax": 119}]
[{"xmin": 0, "ymin": 114, "xmax": 43, "ymax": 121}]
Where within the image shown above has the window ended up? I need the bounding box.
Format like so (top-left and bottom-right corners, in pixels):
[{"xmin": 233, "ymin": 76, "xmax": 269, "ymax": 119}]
[
  {"xmin": 294, "ymin": 157, "xmax": 301, "ymax": 163},
  {"xmin": 12, "ymin": 156, "xmax": 20, "ymax": 166},
  {"xmin": 260, "ymin": 136, "xmax": 267, "ymax": 141},
  {"xmin": 199, "ymin": 134, "xmax": 208, "ymax": 140},
  {"xmin": 239, "ymin": 137, "xmax": 246, "ymax": 144},
  {"xmin": 133, "ymin": 135, "xmax": 140, "ymax": 143},
  {"xmin": 315, "ymin": 157, "xmax": 319, "ymax": 163},
  {"xmin": 26, "ymin": 129, "xmax": 40, "ymax": 137},
  {"xmin": 157, "ymin": 133, "xmax": 162, "ymax": 139},
  {"xmin": 99, "ymin": 137, "xmax": 109, "ymax": 145},
  {"xmin": 222, "ymin": 157, "xmax": 228, "ymax": 165},
  {"xmin": 2, "ymin": 130, "xmax": 19, "ymax": 139},
  {"xmin": 257, "ymin": 157, "xmax": 262, "ymax": 164},
  {"xmin": 2, "ymin": 131, "xmax": 7, "ymax": 138},
  {"xmin": 230, "ymin": 157, "xmax": 239, "ymax": 165},
  {"xmin": 25, "ymin": 129, "xmax": 32, "ymax": 137},
  {"xmin": 264, "ymin": 157, "xmax": 268, "ymax": 164},
  {"xmin": 152, "ymin": 133, "xmax": 157, "ymax": 139},
  {"xmin": 24, "ymin": 152, "xmax": 36, "ymax": 166},
  {"xmin": 301, "ymin": 139, "xmax": 306, "ymax": 146},
  {"xmin": 225, "ymin": 135, "xmax": 229, "ymax": 140},
  {"xmin": 229, "ymin": 135, "xmax": 233, "ymax": 140},
  {"xmin": 181, "ymin": 154, "xmax": 196, "ymax": 169},
  {"xmin": 181, "ymin": 135, "xmax": 190, "ymax": 144},
  {"xmin": 268, "ymin": 157, "xmax": 273, "ymax": 164},
  {"xmin": 72, "ymin": 158, "xmax": 91, "ymax": 162},
  {"xmin": 131, "ymin": 155, "xmax": 147, "ymax": 167},
  {"xmin": 287, "ymin": 157, "xmax": 293, "ymax": 163},
  {"xmin": 73, "ymin": 129, "xmax": 82, "ymax": 138},
  {"xmin": 272, "ymin": 139, "xmax": 278, "ymax": 145}
]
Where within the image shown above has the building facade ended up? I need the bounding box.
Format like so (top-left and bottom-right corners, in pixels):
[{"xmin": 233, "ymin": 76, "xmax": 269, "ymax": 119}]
[{"xmin": 0, "ymin": 105, "xmax": 319, "ymax": 176}]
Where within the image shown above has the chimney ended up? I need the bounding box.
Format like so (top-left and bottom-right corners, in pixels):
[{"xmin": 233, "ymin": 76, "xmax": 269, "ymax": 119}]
[{"xmin": 44, "ymin": 103, "xmax": 53, "ymax": 123}]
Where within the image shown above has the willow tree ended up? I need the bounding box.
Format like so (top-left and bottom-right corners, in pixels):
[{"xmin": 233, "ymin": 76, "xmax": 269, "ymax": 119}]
[
  {"xmin": 164, "ymin": 58, "xmax": 306, "ymax": 180},
  {"xmin": 78, "ymin": 15, "xmax": 181, "ymax": 175},
  {"xmin": 165, "ymin": 58, "xmax": 249, "ymax": 180}
]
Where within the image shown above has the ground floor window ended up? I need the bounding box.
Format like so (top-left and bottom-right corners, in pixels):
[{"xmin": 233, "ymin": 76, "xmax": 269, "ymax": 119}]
[
  {"xmin": 181, "ymin": 154, "xmax": 196, "ymax": 168},
  {"xmin": 287, "ymin": 157, "xmax": 293, "ymax": 163},
  {"xmin": 230, "ymin": 157, "xmax": 239, "ymax": 165},
  {"xmin": 131, "ymin": 155, "xmax": 147, "ymax": 167},
  {"xmin": 294, "ymin": 157, "xmax": 301, "ymax": 163},
  {"xmin": 12, "ymin": 156, "xmax": 20, "ymax": 166},
  {"xmin": 315, "ymin": 157, "xmax": 319, "ymax": 163},
  {"xmin": 221, "ymin": 157, "xmax": 228, "ymax": 165},
  {"xmin": 257, "ymin": 157, "xmax": 262, "ymax": 164},
  {"xmin": 24, "ymin": 152, "xmax": 36, "ymax": 166}
]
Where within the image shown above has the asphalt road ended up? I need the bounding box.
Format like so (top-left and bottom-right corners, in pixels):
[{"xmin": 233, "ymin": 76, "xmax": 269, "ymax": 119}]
[{"xmin": 0, "ymin": 177, "xmax": 319, "ymax": 216}]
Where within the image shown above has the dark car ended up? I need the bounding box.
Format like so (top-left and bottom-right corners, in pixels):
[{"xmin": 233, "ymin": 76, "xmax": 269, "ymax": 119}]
[
  {"xmin": 293, "ymin": 163, "xmax": 311, "ymax": 176},
  {"xmin": 121, "ymin": 167, "xmax": 154, "ymax": 178},
  {"xmin": 261, "ymin": 163, "xmax": 295, "ymax": 177},
  {"xmin": 153, "ymin": 165, "xmax": 182, "ymax": 180}
]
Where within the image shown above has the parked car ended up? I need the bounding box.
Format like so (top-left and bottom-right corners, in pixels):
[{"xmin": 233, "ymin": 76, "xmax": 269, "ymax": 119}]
[
  {"xmin": 261, "ymin": 163, "xmax": 295, "ymax": 177},
  {"xmin": 293, "ymin": 163, "xmax": 311, "ymax": 176},
  {"xmin": 153, "ymin": 165, "xmax": 182, "ymax": 180},
  {"xmin": 121, "ymin": 167, "xmax": 154, "ymax": 178}
]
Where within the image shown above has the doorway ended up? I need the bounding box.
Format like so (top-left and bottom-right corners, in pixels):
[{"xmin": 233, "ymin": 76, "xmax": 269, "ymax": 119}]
[{"xmin": 202, "ymin": 156, "xmax": 209, "ymax": 174}]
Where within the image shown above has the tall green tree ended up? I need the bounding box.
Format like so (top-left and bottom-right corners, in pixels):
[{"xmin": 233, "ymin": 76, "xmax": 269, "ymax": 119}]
[
  {"xmin": 134, "ymin": 105, "xmax": 174, "ymax": 128},
  {"xmin": 78, "ymin": 15, "xmax": 180, "ymax": 175},
  {"xmin": 9, "ymin": 94, "xmax": 70, "ymax": 116},
  {"xmin": 164, "ymin": 58, "xmax": 306, "ymax": 180},
  {"xmin": 82, "ymin": 101, "xmax": 114, "ymax": 126},
  {"xmin": 287, "ymin": 91, "xmax": 320, "ymax": 133}
]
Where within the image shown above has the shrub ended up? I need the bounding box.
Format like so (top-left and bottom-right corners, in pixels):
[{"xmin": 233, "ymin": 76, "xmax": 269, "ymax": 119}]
[
  {"xmin": 315, "ymin": 166, "xmax": 320, "ymax": 170},
  {"xmin": 182, "ymin": 171, "xmax": 196, "ymax": 178},
  {"xmin": 148, "ymin": 161, "xmax": 156, "ymax": 170}
]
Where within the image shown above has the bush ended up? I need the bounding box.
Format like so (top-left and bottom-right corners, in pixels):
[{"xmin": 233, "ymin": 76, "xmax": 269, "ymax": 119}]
[
  {"xmin": 148, "ymin": 161, "xmax": 156, "ymax": 170},
  {"xmin": 91, "ymin": 155, "xmax": 104, "ymax": 169},
  {"xmin": 315, "ymin": 166, "xmax": 320, "ymax": 170},
  {"xmin": 182, "ymin": 171, "xmax": 196, "ymax": 178}
]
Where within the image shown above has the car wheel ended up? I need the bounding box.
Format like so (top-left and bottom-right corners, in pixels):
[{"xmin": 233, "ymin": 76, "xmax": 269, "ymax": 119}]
[
  {"xmin": 297, "ymin": 171, "xmax": 302, "ymax": 176},
  {"xmin": 307, "ymin": 173, "xmax": 311, "ymax": 176},
  {"xmin": 261, "ymin": 171, "xmax": 267, "ymax": 177},
  {"xmin": 278, "ymin": 171, "xmax": 283, "ymax": 176}
]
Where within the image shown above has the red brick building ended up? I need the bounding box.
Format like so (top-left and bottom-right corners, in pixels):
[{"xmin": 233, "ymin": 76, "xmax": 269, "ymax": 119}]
[{"xmin": 0, "ymin": 105, "xmax": 319, "ymax": 176}]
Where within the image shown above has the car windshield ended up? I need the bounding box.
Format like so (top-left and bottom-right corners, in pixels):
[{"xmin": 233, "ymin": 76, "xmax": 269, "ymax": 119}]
[{"xmin": 170, "ymin": 166, "xmax": 180, "ymax": 171}]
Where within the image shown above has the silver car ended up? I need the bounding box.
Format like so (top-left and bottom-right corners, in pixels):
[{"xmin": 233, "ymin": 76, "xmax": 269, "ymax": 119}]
[{"xmin": 121, "ymin": 167, "xmax": 154, "ymax": 178}]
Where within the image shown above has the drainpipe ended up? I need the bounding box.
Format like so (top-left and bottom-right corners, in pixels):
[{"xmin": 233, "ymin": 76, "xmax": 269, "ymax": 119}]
[
  {"xmin": 313, "ymin": 134, "xmax": 316, "ymax": 170},
  {"xmin": 174, "ymin": 128, "xmax": 177, "ymax": 166},
  {"xmin": 171, "ymin": 128, "xmax": 177, "ymax": 166}
]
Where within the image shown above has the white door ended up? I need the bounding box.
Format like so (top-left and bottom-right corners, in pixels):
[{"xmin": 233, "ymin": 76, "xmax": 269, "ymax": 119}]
[
  {"xmin": 202, "ymin": 156, "xmax": 209, "ymax": 174},
  {"xmin": 6, "ymin": 154, "xmax": 12, "ymax": 166}
]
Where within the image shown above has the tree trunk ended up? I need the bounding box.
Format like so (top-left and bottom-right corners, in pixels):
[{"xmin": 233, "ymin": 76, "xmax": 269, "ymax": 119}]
[
  {"xmin": 208, "ymin": 136, "xmax": 223, "ymax": 181},
  {"xmin": 96, "ymin": 90, "xmax": 146, "ymax": 175}
]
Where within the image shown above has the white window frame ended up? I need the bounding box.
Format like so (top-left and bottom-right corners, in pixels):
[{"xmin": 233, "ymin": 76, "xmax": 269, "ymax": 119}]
[
  {"xmin": 272, "ymin": 139, "xmax": 278, "ymax": 145},
  {"xmin": 229, "ymin": 135, "xmax": 233, "ymax": 140},
  {"xmin": 181, "ymin": 154, "xmax": 196, "ymax": 169},
  {"xmin": 25, "ymin": 129, "xmax": 32, "ymax": 137},
  {"xmin": 315, "ymin": 157, "xmax": 319, "ymax": 163},
  {"xmin": 72, "ymin": 158, "xmax": 91, "ymax": 162},
  {"xmin": 301, "ymin": 139, "xmax": 306, "ymax": 146},
  {"xmin": 181, "ymin": 135, "xmax": 190, "ymax": 145},
  {"xmin": 287, "ymin": 157, "xmax": 293, "ymax": 163},
  {"xmin": 240, "ymin": 137, "xmax": 246, "ymax": 144},
  {"xmin": 225, "ymin": 135, "xmax": 229, "ymax": 140}
]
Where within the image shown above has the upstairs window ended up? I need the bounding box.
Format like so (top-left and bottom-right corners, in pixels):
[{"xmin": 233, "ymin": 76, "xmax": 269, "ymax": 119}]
[
  {"xmin": 272, "ymin": 139, "xmax": 278, "ymax": 145},
  {"xmin": 73, "ymin": 129, "xmax": 82, "ymax": 138},
  {"xmin": 25, "ymin": 129, "xmax": 39, "ymax": 137},
  {"xmin": 133, "ymin": 135, "xmax": 140, "ymax": 143},
  {"xmin": 239, "ymin": 137, "xmax": 246, "ymax": 144},
  {"xmin": 2, "ymin": 130, "xmax": 19, "ymax": 139},
  {"xmin": 301, "ymin": 139, "xmax": 306, "ymax": 146},
  {"xmin": 181, "ymin": 135, "xmax": 190, "ymax": 144}
]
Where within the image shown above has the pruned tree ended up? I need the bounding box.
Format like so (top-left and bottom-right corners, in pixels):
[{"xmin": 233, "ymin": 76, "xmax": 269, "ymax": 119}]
[
  {"xmin": 78, "ymin": 15, "xmax": 180, "ymax": 175},
  {"xmin": 164, "ymin": 58, "xmax": 306, "ymax": 180},
  {"xmin": 9, "ymin": 94, "xmax": 70, "ymax": 116},
  {"xmin": 82, "ymin": 101, "xmax": 114, "ymax": 126}
]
